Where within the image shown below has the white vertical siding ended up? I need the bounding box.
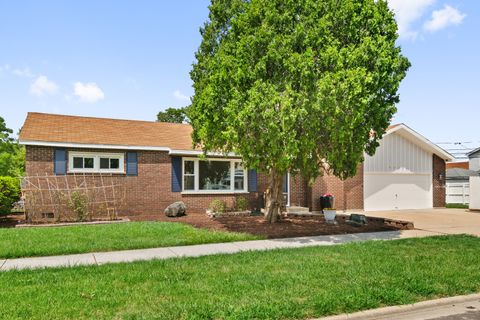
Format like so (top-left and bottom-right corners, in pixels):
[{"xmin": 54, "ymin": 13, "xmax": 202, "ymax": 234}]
[
  {"xmin": 364, "ymin": 132, "xmax": 432, "ymax": 174},
  {"xmin": 470, "ymin": 177, "xmax": 480, "ymax": 210},
  {"xmin": 470, "ymin": 158, "xmax": 480, "ymax": 171}
]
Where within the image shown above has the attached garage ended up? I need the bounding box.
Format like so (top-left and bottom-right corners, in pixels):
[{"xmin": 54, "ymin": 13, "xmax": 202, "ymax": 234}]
[
  {"xmin": 364, "ymin": 124, "xmax": 453, "ymax": 211},
  {"xmin": 364, "ymin": 173, "xmax": 432, "ymax": 211}
]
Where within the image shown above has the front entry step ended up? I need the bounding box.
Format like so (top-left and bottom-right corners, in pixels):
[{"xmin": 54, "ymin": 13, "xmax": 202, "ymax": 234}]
[{"xmin": 286, "ymin": 206, "xmax": 310, "ymax": 214}]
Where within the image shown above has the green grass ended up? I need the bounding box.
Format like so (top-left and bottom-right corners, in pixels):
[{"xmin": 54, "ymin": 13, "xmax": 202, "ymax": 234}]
[
  {"xmin": 0, "ymin": 221, "xmax": 262, "ymax": 259},
  {"xmin": 446, "ymin": 203, "xmax": 469, "ymax": 209},
  {"xmin": 2, "ymin": 235, "xmax": 480, "ymax": 319}
]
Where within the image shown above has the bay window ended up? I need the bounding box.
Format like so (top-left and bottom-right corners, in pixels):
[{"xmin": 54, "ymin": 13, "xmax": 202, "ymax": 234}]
[{"xmin": 182, "ymin": 158, "xmax": 247, "ymax": 193}]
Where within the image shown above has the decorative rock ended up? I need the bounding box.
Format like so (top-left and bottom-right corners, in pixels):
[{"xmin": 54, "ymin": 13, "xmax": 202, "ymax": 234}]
[
  {"xmin": 164, "ymin": 201, "xmax": 187, "ymax": 217},
  {"xmin": 346, "ymin": 213, "xmax": 368, "ymax": 227},
  {"xmin": 350, "ymin": 213, "xmax": 368, "ymax": 225}
]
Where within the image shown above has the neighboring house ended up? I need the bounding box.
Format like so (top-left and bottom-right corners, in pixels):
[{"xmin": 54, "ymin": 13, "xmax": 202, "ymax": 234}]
[
  {"xmin": 444, "ymin": 148, "xmax": 480, "ymax": 204},
  {"xmin": 467, "ymin": 147, "xmax": 480, "ymax": 172},
  {"xmin": 445, "ymin": 168, "xmax": 477, "ymax": 204},
  {"xmin": 446, "ymin": 168, "xmax": 479, "ymax": 184},
  {"xmin": 19, "ymin": 113, "xmax": 452, "ymax": 215},
  {"xmin": 446, "ymin": 161, "xmax": 469, "ymax": 170}
]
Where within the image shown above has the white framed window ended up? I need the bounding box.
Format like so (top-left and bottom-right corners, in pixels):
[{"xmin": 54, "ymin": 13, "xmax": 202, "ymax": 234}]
[
  {"xmin": 68, "ymin": 151, "xmax": 125, "ymax": 173},
  {"xmin": 182, "ymin": 158, "xmax": 248, "ymax": 193}
]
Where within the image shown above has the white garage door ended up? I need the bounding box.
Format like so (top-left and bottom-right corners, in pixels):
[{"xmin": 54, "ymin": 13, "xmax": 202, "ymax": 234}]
[{"xmin": 364, "ymin": 173, "xmax": 432, "ymax": 211}]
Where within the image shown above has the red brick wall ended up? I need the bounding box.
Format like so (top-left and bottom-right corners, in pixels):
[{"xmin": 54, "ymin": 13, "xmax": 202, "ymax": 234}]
[
  {"xmin": 433, "ymin": 154, "xmax": 446, "ymax": 207},
  {"xmin": 343, "ymin": 164, "xmax": 364, "ymax": 210},
  {"xmin": 25, "ymin": 146, "xmax": 54, "ymax": 175},
  {"xmin": 25, "ymin": 146, "xmax": 263, "ymax": 217},
  {"xmin": 25, "ymin": 146, "xmax": 367, "ymax": 217},
  {"xmin": 308, "ymin": 164, "xmax": 364, "ymax": 211},
  {"xmin": 310, "ymin": 174, "xmax": 345, "ymax": 211}
]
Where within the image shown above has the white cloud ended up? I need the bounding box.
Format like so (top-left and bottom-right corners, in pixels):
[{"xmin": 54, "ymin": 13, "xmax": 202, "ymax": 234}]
[
  {"xmin": 173, "ymin": 90, "xmax": 190, "ymax": 102},
  {"xmin": 13, "ymin": 67, "xmax": 35, "ymax": 78},
  {"xmin": 424, "ymin": 5, "xmax": 466, "ymax": 32},
  {"xmin": 388, "ymin": 0, "xmax": 436, "ymax": 40},
  {"xmin": 30, "ymin": 75, "xmax": 59, "ymax": 96},
  {"xmin": 73, "ymin": 82, "xmax": 105, "ymax": 103}
]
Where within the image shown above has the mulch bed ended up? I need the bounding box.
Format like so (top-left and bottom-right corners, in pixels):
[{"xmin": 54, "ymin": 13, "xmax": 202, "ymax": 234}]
[
  {"xmin": 3, "ymin": 211, "xmax": 403, "ymax": 238},
  {"xmin": 0, "ymin": 214, "xmax": 24, "ymax": 228},
  {"xmin": 130, "ymin": 212, "xmax": 401, "ymax": 239}
]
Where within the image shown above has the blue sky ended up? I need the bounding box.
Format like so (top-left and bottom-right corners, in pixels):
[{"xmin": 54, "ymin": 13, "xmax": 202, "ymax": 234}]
[{"xmin": 0, "ymin": 0, "xmax": 478, "ymax": 157}]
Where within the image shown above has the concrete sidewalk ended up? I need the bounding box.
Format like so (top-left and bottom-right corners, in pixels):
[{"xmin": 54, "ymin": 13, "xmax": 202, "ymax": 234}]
[
  {"xmin": 0, "ymin": 229, "xmax": 436, "ymax": 271},
  {"xmin": 318, "ymin": 293, "xmax": 480, "ymax": 320}
]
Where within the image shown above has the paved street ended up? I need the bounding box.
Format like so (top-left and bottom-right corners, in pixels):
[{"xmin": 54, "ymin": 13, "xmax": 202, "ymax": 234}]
[{"xmin": 319, "ymin": 294, "xmax": 480, "ymax": 320}]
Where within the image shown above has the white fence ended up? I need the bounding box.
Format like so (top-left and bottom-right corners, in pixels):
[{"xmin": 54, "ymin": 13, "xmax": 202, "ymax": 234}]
[
  {"xmin": 446, "ymin": 182, "xmax": 469, "ymax": 204},
  {"xmin": 470, "ymin": 177, "xmax": 480, "ymax": 210}
]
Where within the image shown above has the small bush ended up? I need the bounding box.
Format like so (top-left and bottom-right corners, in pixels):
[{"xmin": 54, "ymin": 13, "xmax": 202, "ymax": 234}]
[
  {"xmin": 0, "ymin": 176, "xmax": 20, "ymax": 214},
  {"xmin": 235, "ymin": 196, "xmax": 249, "ymax": 211},
  {"xmin": 209, "ymin": 199, "xmax": 226, "ymax": 213},
  {"xmin": 446, "ymin": 203, "xmax": 469, "ymax": 209},
  {"xmin": 68, "ymin": 191, "xmax": 89, "ymax": 221}
]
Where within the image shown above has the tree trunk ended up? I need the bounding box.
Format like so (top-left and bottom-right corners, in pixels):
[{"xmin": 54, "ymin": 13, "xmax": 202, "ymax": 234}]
[{"xmin": 264, "ymin": 169, "xmax": 284, "ymax": 223}]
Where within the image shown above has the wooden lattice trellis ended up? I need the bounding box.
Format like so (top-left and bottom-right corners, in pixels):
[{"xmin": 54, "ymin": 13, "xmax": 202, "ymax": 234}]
[{"xmin": 20, "ymin": 173, "xmax": 126, "ymax": 223}]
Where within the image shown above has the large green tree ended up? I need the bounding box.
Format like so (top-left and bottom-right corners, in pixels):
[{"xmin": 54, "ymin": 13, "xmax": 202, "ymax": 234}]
[
  {"xmin": 0, "ymin": 117, "xmax": 25, "ymax": 177},
  {"xmin": 190, "ymin": 0, "xmax": 410, "ymax": 222},
  {"xmin": 156, "ymin": 107, "xmax": 189, "ymax": 123}
]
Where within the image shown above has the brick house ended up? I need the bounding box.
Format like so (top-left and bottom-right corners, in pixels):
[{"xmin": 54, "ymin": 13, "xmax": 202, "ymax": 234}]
[{"xmin": 19, "ymin": 112, "xmax": 452, "ymax": 217}]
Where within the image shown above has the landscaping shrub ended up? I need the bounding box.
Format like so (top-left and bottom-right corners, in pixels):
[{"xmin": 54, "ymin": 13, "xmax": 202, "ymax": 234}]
[
  {"xmin": 67, "ymin": 191, "xmax": 89, "ymax": 221},
  {"xmin": 446, "ymin": 203, "xmax": 469, "ymax": 209},
  {"xmin": 0, "ymin": 176, "xmax": 20, "ymax": 214},
  {"xmin": 235, "ymin": 196, "xmax": 248, "ymax": 211},
  {"xmin": 209, "ymin": 199, "xmax": 226, "ymax": 213}
]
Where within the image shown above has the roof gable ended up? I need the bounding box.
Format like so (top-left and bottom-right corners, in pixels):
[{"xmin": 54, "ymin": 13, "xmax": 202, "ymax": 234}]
[
  {"xmin": 386, "ymin": 123, "xmax": 454, "ymax": 161},
  {"xmin": 468, "ymin": 147, "xmax": 480, "ymax": 158}
]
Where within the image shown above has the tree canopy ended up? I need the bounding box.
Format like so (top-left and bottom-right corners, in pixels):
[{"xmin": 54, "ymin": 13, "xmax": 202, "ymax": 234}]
[
  {"xmin": 156, "ymin": 107, "xmax": 189, "ymax": 123},
  {"xmin": 0, "ymin": 117, "xmax": 25, "ymax": 177},
  {"xmin": 189, "ymin": 0, "xmax": 410, "ymax": 221}
]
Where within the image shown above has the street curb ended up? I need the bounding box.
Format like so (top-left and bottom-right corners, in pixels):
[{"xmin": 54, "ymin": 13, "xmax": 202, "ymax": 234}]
[{"xmin": 315, "ymin": 293, "xmax": 480, "ymax": 320}]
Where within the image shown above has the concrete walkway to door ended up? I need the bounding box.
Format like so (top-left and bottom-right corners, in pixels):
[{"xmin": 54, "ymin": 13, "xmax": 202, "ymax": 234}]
[{"xmin": 364, "ymin": 208, "xmax": 480, "ymax": 236}]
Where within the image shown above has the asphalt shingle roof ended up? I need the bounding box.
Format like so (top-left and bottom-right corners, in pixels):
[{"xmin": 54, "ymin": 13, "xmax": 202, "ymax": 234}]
[
  {"xmin": 19, "ymin": 112, "xmax": 196, "ymax": 150},
  {"xmin": 446, "ymin": 168, "xmax": 480, "ymax": 180}
]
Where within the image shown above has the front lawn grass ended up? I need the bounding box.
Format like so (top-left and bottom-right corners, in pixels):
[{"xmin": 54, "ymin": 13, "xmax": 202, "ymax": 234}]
[
  {"xmin": 2, "ymin": 235, "xmax": 480, "ymax": 319},
  {"xmin": 0, "ymin": 221, "xmax": 262, "ymax": 259}
]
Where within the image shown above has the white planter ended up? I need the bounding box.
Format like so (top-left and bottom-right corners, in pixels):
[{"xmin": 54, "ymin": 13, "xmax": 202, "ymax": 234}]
[{"xmin": 323, "ymin": 209, "xmax": 336, "ymax": 222}]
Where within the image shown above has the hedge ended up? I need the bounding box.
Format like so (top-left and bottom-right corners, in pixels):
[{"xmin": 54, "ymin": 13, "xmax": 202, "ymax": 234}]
[{"xmin": 0, "ymin": 176, "xmax": 20, "ymax": 214}]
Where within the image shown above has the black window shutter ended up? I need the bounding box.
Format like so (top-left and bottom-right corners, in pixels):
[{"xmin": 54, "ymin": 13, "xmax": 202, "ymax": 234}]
[
  {"xmin": 283, "ymin": 173, "xmax": 288, "ymax": 193},
  {"xmin": 171, "ymin": 157, "xmax": 182, "ymax": 192},
  {"xmin": 126, "ymin": 152, "xmax": 138, "ymax": 176},
  {"xmin": 54, "ymin": 149, "xmax": 67, "ymax": 175},
  {"xmin": 248, "ymin": 169, "xmax": 257, "ymax": 192}
]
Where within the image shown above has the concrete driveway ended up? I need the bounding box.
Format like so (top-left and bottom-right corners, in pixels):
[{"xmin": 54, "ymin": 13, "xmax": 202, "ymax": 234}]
[{"xmin": 365, "ymin": 208, "xmax": 480, "ymax": 236}]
